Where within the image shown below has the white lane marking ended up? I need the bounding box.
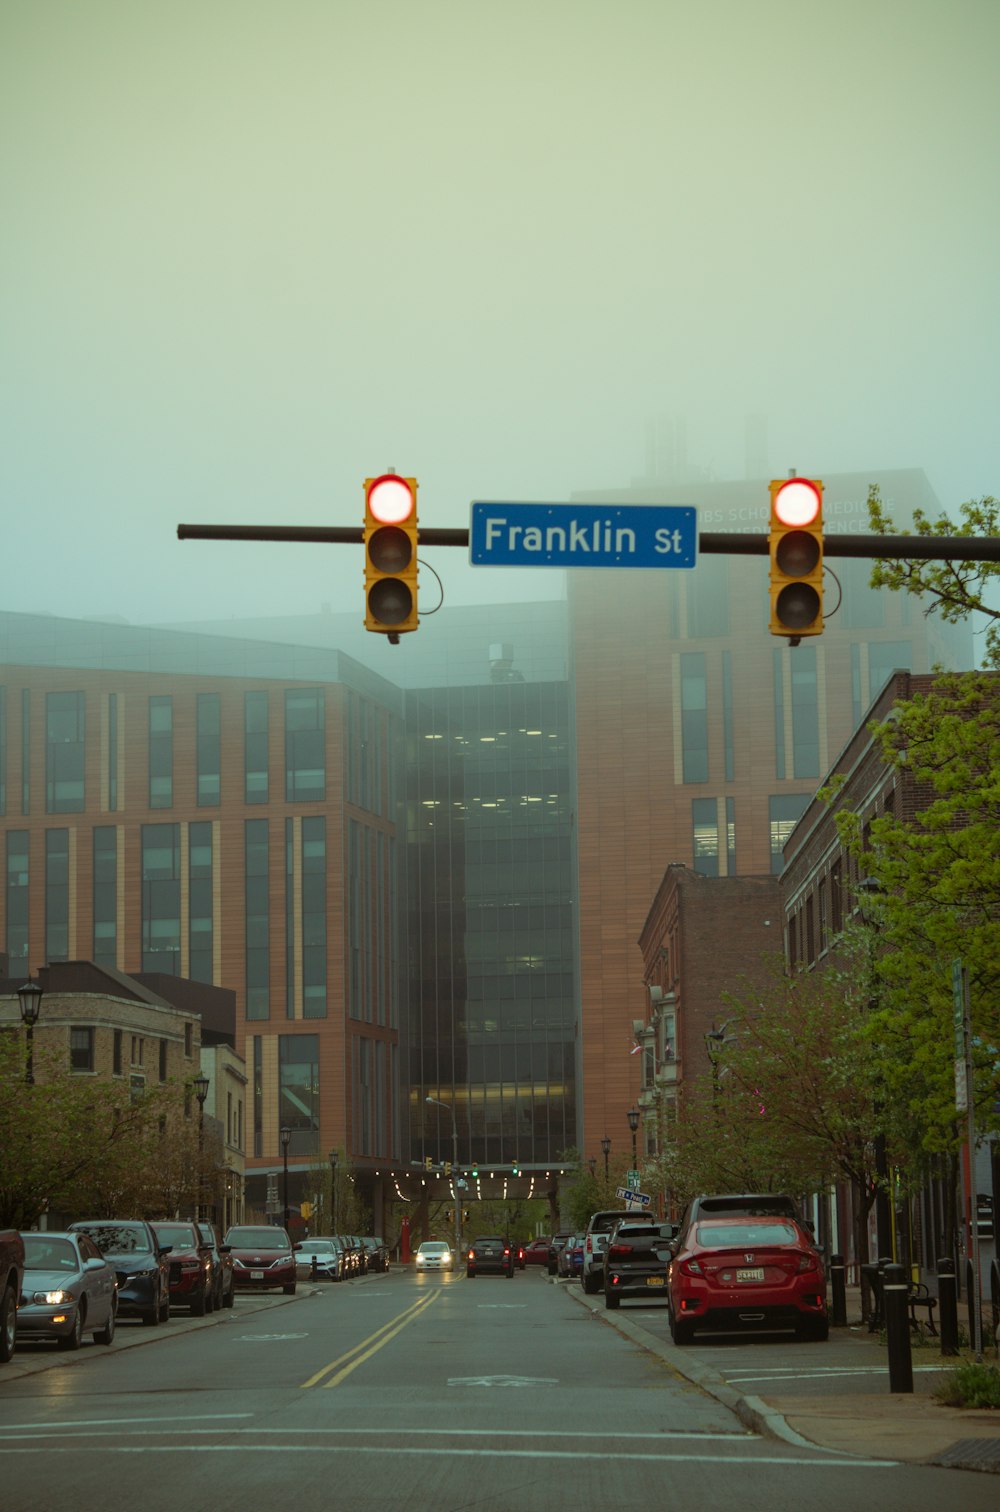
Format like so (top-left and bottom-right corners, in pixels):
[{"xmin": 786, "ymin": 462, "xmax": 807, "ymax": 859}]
[
  {"xmin": 476, "ymin": 1304, "xmax": 527, "ymax": 1309},
  {"xmin": 447, "ymin": 1374, "xmax": 558, "ymax": 1387},
  {"xmin": 0, "ymin": 1444, "xmax": 897, "ymax": 1467},
  {"xmin": 0, "ymin": 1426, "xmax": 757, "ymax": 1443},
  {"xmin": 237, "ymin": 1333, "xmax": 308, "ymax": 1341},
  {"xmin": 0, "ymin": 1415, "xmax": 252, "ymax": 1433}
]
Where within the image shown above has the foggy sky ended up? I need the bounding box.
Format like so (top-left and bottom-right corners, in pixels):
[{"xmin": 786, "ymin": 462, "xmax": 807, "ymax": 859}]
[{"xmin": 2, "ymin": 0, "xmax": 997, "ymax": 629}]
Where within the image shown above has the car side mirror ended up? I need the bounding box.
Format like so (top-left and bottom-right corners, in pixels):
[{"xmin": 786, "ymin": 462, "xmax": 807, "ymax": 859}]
[
  {"xmin": 158, "ymin": 1245, "xmax": 173, "ymax": 1257},
  {"xmin": 219, "ymin": 1245, "xmax": 231, "ymax": 1255},
  {"xmin": 86, "ymin": 1256, "xmax": 106, "ymax": 1269}
]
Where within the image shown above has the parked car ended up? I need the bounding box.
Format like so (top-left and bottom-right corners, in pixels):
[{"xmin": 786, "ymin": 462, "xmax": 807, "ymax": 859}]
[
  {"xmin": 667, "ymin": 1214, "xmax": 829, "ymax": 1345},
  {"xmin": 223, "ymin": 1224, "xmax": 297, "ymax": 1294},
  {"xmin": 151, "ymin": 1221, "xmax": 214, "ymax": 1315},
  {"xmin": 414, "ymin": 1241, "xmax": 452, "ymax": 1271},
  {"xmin": 197, "ymin": 1221, "xmax": 235, "ymax": 1310},
  {"xmin": 341, "ymin": 1235, "xmax": 368, "ymax": 1275},
  {"xmin": 68, "ymin": 1219, "xmax": 171, "ymax": 1326},
  {"xmin": 362, "ymin": 1236, "xmax": 389, "ymax": 1273},
  {"xmin": 557, "ymin": 1234, "xmax": 584, "ymax": 1280},
  {"xmin": 522, "ymin": 1238, "xmax": 551, "ymax": 1267},
  {"xmin": 0, "ymin": 1230, "xmax": 25, "ymax": 1363},
  {"xmin": 603, "ymin": 1218, "xmax": 676, "ymax": 1309},
  {"xmin": 18, "ymin": 1230, "xmax": 117, "ymax": 1349},
  {"xmin": 466, "ymin": 1235, "xmax": 514, "ymax": 1278},
  {"xmin": 581, "ymin": 1210, "xmax": 634, "ymax": 1294},
  {"xmin": 295, "ymin": 1238, "xmax": 346, "ymax": 1282},
  {"xmin": 547, "ymin": 1231, "xmax": 575, "ymax": 1276}
]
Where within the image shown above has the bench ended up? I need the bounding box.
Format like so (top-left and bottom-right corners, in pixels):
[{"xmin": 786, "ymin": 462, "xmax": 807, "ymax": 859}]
[{"xmin": 907, "ymin": 1282, "xmax": 938, "ymax": 1335}]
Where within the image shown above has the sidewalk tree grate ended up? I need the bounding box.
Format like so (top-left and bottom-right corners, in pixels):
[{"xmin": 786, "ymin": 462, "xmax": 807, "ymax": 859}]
[{"xmin": 931, "ymin": 1438, "xmax": 1000, "ymax": 1473}]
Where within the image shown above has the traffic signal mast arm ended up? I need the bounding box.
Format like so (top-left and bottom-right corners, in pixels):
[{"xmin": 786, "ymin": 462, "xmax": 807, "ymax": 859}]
[{"xmin": 178, "ymin": 522, "xmax": 1000, "ymax": 562}]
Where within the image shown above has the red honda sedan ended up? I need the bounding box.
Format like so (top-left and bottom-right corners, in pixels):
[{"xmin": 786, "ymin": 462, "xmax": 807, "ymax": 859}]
[{"xmin": 667, "ymin": 1215, "xmax": 828, "ymax": 1344}]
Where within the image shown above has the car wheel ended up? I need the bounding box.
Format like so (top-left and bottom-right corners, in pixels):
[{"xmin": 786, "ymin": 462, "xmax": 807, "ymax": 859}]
[
  {"xmin": 222, "ymin": 1284, "xmax": 235, "ymax": 1309},
  {"xmin": 582, "ymin": 1271, "xmax": 600, "ymax": 1295},
  {"xmin": 143, "ymin": 1303, "xmax": 160, "ymax": 1327},
  {"xmin": 59, "ymin": 1307, "xmax": 85, "ymax": 1351},
  {"xmin": 282, "ymin": 1283, "xmax": 297, "ymax": 1295},
  {"xmin": 547, "ymin": 1263, "xmax": 557, "ymax": 1276},
  {"xmin": 0, "ymin": 1283, "xmax": 17, "ymax": 1363},
  {"xmin": 159, "ymin": 1293, "xmax": 170, "ymax": 1323},
  {"xmin": 466, "ymin": 1268, "xmax": 475, "ymax": 1278},
  {"xmin": 191, "ymin": 1286, "xmax": 207, "ymax": 1317},
  {"xmin": 796, "ymin": 1316, "xmax": 829, "ymax": 1342},
  {"xmin": 605, "ymin": 1291, "xmax": 620, "ymax": 1310},
  {"xmin": 205, "ymin": 1285, "xmax": 215, "ymax": 1314},
  {"xmin": 95, "ymin": 1302, "xmax": 116, "ymax": 1346}
]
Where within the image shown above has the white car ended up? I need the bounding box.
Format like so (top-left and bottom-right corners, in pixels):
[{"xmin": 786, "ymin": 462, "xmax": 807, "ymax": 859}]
[{"xmin": 414, "ymin": 1241, "xmax": 452, "ymax": 1271}]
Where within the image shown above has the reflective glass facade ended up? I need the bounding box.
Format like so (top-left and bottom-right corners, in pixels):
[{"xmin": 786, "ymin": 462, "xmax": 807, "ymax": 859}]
[{"xmin": 406, "ymin": 680, "xmax": 577, "ymax": 1168}]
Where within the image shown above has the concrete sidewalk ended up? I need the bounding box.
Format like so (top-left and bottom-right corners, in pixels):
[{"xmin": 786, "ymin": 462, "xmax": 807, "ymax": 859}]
[{"xmin": 567, "ymin": 1280, "xmax": 1000, "ymax": 1474}]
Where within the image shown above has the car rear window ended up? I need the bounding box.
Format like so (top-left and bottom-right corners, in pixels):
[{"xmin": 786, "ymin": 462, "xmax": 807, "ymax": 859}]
[
  {"xmin": 696, "ymin": 1222, "xmax": 798, "ymax": 1247},
  {"xmin": 225, "ymin": 1227, "xmax": 291, "ymax": 1250}
]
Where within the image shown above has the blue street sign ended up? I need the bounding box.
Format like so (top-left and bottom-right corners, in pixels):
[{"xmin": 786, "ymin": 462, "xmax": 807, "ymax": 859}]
[{"xmin": 470, "ymin": 502, "xmax": 697, "ymax": 569}]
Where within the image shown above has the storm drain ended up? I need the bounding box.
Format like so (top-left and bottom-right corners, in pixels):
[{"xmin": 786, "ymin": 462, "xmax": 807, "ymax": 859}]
[{"xmin": 929, "ymin": 1438, "xmax": 1000, "ymax": 1474}]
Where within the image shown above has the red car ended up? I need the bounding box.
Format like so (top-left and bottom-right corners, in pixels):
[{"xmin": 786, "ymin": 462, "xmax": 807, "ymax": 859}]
[
  {"xmin": 150, "ymin": 1221, "xmax": 214, "ymax": 1315},
  {"xmin": 522, "ymin": 1238, "xmax": 551, "ymax": 1266},
  {"xmin": 667, "ymin": 1214, "xmax": 828, "ymax": 1344},
  {"xmin": 223, "ymin": 1224, "xmax": 297, "ymax": 1294}
]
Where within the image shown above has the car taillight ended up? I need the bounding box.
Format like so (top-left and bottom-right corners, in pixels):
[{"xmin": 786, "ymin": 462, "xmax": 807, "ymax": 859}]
[
  {"xmin": 796, "ymin": 1253, "xmax": 818, "ymax": 1273},
  {"xmin": 586, "ymin": 1236, "xmax": 593, "ymax": 1252},
  {"xmin": 680, "ymin": 1258, "xmax": 703, "ymax": 1277},
  {"xmin": 607, "ymin": 1244, "xmax": 633, "ymax": 1260},
  {"xmin": 467, "ymin": 1250, "xmax": 474, "ymax": 1260},
  {"xmin": 503, "ymin": 1247, "xmax": 510, "ymax": 1256}
]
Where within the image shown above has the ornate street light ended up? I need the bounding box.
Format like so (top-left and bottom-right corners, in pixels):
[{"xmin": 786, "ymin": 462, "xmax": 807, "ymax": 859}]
[
  {"xmin": 17, "ymin": 978, "xmax": 43, "ymax": 1086},
  {"xmin": 601, "ymin": 1135, "xmax": 611, "ymax": 1181},
  {"xmin": 193, "ymin": 1073, "xmax": 210, "ymax": 1220},
  {"xmin": 627, "ymin": 1106, "xmax": 640, "ymax": 1169},
  {"xmin": 329, "ymin": 1148, "xmax": 339, "ymax": 1234}
]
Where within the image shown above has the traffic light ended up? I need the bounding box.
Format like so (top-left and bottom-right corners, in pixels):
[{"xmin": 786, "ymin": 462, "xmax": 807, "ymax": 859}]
[
  {"xmin": 364, "ymin": 473, "xmax": 418, "ymax": 639},
  {"xmin": 511, "ymin": 1160, "xmax": 520, "ymax": 1177},
  {"xmin": 463, "ymin": 1209, "xmax": 470, "ymax": 1221},
  {"xmin": 769, "ymin": 478, "xmax": 824, "ymax": 638},
  {"xmin": 444, "ymin": 1160, "xmax": 452, "ymax": 1176},
  {"xmin": 424, "ymin": 1156, "xmax": 433, "ymax": 1171},
  {"xmin": 470, "ymin": 1164, "xmax": 478, "ymax": 1178}
]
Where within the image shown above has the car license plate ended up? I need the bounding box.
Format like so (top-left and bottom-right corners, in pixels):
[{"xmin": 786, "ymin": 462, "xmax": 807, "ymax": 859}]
[
  {"xmin": 251, "ymin": 1269, "xmax": 264, "ymax": 1280},
  {"xmin": 645, "ymin": 1275, "xmax": 665, "ymax": 1287},
  {"xmin": 737, "ymin": 1267, "xmax": 765, "ymax": 1283}
]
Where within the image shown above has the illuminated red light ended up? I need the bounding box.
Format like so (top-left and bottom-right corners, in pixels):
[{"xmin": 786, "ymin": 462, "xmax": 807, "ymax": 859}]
[
  {"xmin": 367, "ymin": 475, "xmax": 416, "ymax": 525},
  {"xmin": 772, "ymin": 479, "xmax": 821, "ymax": 528}
]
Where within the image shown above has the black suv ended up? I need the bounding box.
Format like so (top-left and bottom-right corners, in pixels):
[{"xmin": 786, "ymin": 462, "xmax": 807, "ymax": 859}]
[
  {"xmin": 467, "ymin": 1235, "xmax": 514, "ymax": 1278},
  {"xmin": 603, "ymin": 1217, "xmax": 676, "ymax": 1309}
]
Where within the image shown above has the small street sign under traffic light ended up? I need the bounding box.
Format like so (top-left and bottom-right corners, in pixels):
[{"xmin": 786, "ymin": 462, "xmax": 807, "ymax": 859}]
[
  {"xmin": 769, "ymin": 478, "xmax": 824, "ymax": 639},
  {"xmin": 364, "ymin": 474, "xmax": 418, "ymax": 639}
]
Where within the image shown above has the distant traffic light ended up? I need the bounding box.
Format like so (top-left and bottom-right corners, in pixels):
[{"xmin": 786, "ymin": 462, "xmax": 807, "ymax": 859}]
[
  {"xmin": 424, "ymin": 1156, "xmax": 433, "ymax": 1171},
  {"xmin": 444, "ymin": 1161, "xmax": 452, "ymax": 1176},
  {"xmin": 470, "ymin": 1164, "xmax": 478, "ymax": 1178},
  {"xmin": 511, "ymin": 1160, "xmax": 520, "ymax": 1176},
  {"xmin": 364, "ymin": 473, "xmax": 418, "ymax": 639},
  {"xmin": 769, "ymin": 478, "xmax": 824, "ymax": 638}
]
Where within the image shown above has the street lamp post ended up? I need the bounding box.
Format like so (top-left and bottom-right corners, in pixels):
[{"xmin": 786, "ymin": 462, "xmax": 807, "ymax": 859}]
[
  {"xmin": 280, "ymin": 1126, "xmax": 291, "ymax": 1233},
  {"xmin": 329, "ymin": 1149, "xmax": 339, "ymax": 1234},
  {"xmin": 627, "ymin": 1106, "xmax": 640, "ymax": 1171},
  {"xmin": 426, "ymin": 1095, "xmax": 461, "ymax": 1256},
  {"xmin": 601, "ymin": 1136, "xmax": 611, "ymax": 1182},
  {"xmin": 17, "ymin": 978, "xmax": 43, "ymax": 1086},
  {"xmin": 193, "ymin": 1072, "xmax": 210, "ymax": 1220},
  {"xmin": 587, "ymin": 1158, "xmax": 597, "ymax": 1178}
]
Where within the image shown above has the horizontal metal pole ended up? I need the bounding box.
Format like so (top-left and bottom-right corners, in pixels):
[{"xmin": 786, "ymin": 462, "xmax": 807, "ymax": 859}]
[{"xmin": 177, "ymin": 523, "xmax": 1000, "ymax": 562}]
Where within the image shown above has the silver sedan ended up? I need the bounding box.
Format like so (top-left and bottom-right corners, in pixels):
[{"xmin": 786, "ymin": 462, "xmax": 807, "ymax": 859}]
[{"xmin": 18, "ymin": 1230, "xmax": 118, "ymax": 1349}]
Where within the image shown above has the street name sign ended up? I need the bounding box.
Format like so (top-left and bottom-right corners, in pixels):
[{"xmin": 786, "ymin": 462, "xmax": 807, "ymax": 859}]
[
  {"xmin": 615, "ymin": 1186, "xmax": 651, "ymax": 1208},
  {"xmin": 470, "ymin": 502, "xmax": 697, "ymax": 569}
]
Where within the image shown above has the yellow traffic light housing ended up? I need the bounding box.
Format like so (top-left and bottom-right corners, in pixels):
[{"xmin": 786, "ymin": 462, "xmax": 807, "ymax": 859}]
[
  {"xmin": 769, "ymin": 478, "xmax": 824, "ymax": 638},
  {"xmin": 364, "ymin": 473, "xmax": 418, "ymax": 639}
]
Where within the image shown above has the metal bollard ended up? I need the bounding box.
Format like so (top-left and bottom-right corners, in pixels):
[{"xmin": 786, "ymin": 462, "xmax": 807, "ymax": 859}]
[
  {"xmin": 882, "ymin": 1262, "xmax": 913, "ymax": 1393},
  {"xmin": 937, "ymin": 1256, "xmax": 959, "ymax": 1356},
  {"xmin": 829, "ymin": 1254, "xmax": 847, "ymax": 1327},
  {"xmin": 310, "ymin": 1256, "xmax": 318, "ymax": 1282}
]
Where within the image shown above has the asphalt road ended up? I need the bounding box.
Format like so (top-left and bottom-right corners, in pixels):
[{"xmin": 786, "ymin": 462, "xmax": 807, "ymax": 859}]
[{"xmin": 1, "ymin": 1267, "xmax": 994, "ymax": 1511}]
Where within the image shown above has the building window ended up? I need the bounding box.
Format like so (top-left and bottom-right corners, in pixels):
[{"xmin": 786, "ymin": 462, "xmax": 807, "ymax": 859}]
[
  {"xmin": 141, "ymin": 823, "xmax": 180, "ymax": 973},
  {"xmin": 45, "ymin": 828, "xmax": 70, "ymax": 962},
  {"xmin": 722, "ymin": 651, "xmax": 734, "ymax": 783},
  {"xmin": 21, "ymin": 689, "xmax": 30, "ymax": 814},
  {"xmin": 131, "ymin": 1035, "xmax": 144, "ymax": 1067},
  {"xmin": 769, "ymin": 794, "xmax": 811, "ymax": 875},
  {"xmin": 285, "ymin": 689, "xmax": 325, "ymax": 803},
  {"xmin": 159, "ymin": 1039, "xmax": 168, "ymax": 1083},
  {"xmin": 5, "ymin": 830, "xmax": 29, "ymax": 967},
  {"xmin": 196, "ymin": 693, "xmax": 221, "ymax": 806},
  {"xmin": 70, "ymin": 1027, "xmax": 95, "ymax": 1073},
  {"xmin": 107, "ymin": 692, "xmax": 118, "ymax": 811},
  {"xmin": 148, "ymin": 696, "xmax": 173, "ymax": 809},
  {"xmin": 818, "ymin": 877, "xmax": 828, "ymax": 954},
  {"xmin": 252, "ymin": 1035, "xmax": 263, "ymax": 1157},
  {"xmin": 245, "ymin": 691, "xmax": 269, "ymax": 804},
  {"xmin": 790, "ymin": 647, "xmax": 820, "ymax": 779},
  {"xmin": 680, "ymin": 654, "xmax": 708, "ymax": 783},
  {"xmin": 691, "ymin": 798, "xmax": 719, "ymax": 877},
  {"xmin": 93, "ymin": 826, "xmax": 117, "ymax": 968},
  {"xmin": 245, "ymin": 819, "xmax": 270, "ymax": 1020},
  {"xmin": 113, "ymin": 1028, "xmax": 122, "ymax": 1076},
  {"xmin": 189, "ymin": 821, "xmax": 213, "ymax": 983},
  {"xmin": 286, "ymin": 816, "xmax": 327, "ymax": 1020},
  {"xmin": 831, "ymin": 859, "xmax": 843, "ymax": 935},
  {"xmin": 279, "ymin": 1034, "xmax": 320, "ymax": 1155},
  {"xmin": 184, "ymin": 1022, "xmax": 193, "ymax": 1058},
  {"xmin": 46, "ymin": 691, "xmax": 85, "ymax": 813},
  {"xmin": 0, "ymin": 685, "xmax": 6, "ymax": 815},
  {"xmin": 726, "ymin": 796, "xmax": 736, "ymax": 874}
]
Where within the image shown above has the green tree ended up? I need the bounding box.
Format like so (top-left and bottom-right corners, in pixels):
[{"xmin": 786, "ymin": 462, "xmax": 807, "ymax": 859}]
[{"xmin": 866, "ymin": 488, "xmax": 1000, "ymax": 668}]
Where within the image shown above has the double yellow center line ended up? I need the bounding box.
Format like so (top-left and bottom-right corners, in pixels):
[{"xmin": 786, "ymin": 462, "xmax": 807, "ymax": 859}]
[{"xmin": 301, "ymin": 1289, "xmax": 441, "ymax": 1390}]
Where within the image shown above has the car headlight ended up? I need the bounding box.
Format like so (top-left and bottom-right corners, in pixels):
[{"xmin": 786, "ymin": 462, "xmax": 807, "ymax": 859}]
[{"xmin": 34, "ymin": 1289, "xmax": 75, "ymax": 1305}]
